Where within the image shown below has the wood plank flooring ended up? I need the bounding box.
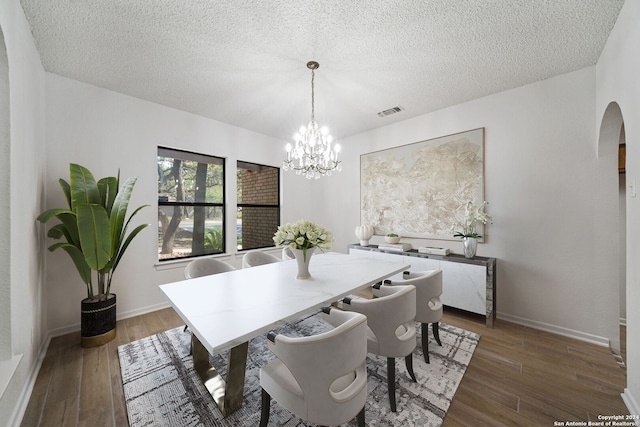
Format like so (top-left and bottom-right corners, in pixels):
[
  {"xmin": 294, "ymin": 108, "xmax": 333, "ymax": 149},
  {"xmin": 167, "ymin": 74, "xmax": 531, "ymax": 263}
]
[{"xmin": 20, "ymin": 307, "xmax": 628, "ymax": 426}]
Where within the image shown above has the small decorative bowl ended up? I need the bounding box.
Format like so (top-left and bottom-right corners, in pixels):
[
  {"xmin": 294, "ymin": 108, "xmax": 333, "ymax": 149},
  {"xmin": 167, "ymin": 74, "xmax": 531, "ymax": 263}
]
[{"xmin": 385, "ymin": 236, "xmax": 401, "ymax": 244}]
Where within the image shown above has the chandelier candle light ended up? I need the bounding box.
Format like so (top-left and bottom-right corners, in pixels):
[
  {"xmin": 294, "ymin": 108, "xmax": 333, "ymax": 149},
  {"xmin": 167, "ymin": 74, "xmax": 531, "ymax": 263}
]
[{"xmin": 283, "ymin": 61, "xmax": 342, "ymax": 179}]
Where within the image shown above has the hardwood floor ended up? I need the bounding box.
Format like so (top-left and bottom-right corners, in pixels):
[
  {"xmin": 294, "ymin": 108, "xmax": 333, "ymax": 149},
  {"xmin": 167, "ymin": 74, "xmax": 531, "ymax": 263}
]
[
  {"xmin": 442, "ymin": 310, "xmax": 628, "ymax": 426},
  {"xmin": 20, "ymin": 307, "xmax": 628, "ymax": 426}
]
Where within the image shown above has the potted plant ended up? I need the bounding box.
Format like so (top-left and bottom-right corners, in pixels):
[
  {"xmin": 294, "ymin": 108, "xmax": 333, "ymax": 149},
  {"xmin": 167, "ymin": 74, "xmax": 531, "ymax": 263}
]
[
  {"xmin": 385, "ymin": 233, "xmax": 401, "ymax": 244},
  {"xmin": 37, "ymin": 164, "xmax": 148, "ymax": 347},
  {"xmin": 452, "ymin": 201, "xmax": 494, "ymax": 258}
]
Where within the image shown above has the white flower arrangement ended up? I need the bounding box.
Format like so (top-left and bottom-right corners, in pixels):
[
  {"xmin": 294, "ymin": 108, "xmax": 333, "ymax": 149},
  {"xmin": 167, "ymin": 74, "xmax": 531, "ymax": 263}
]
[
  {"xmin": 452, "ymin": 201, "xmax": 494, "ymax": 239},
  {"xmin": 273, "ymin": 220, "xmax": 333, "ymax": 258}
]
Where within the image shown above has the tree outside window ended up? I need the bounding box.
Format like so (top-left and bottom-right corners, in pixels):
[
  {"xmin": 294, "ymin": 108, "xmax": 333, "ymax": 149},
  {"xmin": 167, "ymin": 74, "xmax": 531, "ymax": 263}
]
[{"xmin": 157, "ymin": 147, "xmax": 225, "ymax": 261}]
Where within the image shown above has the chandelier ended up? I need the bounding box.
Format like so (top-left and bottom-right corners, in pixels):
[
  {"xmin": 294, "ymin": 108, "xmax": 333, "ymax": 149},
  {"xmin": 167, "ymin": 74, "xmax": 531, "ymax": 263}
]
[{"xmin": 283, "ymin": 61, "xmax": 342, "ymax": 179}]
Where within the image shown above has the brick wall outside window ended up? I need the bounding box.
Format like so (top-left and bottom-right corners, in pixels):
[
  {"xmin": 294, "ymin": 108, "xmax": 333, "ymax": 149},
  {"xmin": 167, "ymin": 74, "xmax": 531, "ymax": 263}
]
[{"xmin": 240, "ymin": 166, "xmax": 279, "ymax": 249}]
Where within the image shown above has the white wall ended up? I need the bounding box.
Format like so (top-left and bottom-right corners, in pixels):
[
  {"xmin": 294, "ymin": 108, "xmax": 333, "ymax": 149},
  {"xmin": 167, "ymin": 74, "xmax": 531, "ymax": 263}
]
[
  {"xmin": 325, "ymin": 66, "xmax": 623, "ymax": 348},
  {"xmin": 43, "ymin": 74, "xmax": 317, "ymax": 335},
  {"xmin": 0, "ymin": 0, "xmax": 47, "ymax": 424},
  {"xmin": 596, "ymin": 0, "xmax": 640, "ymax": 415}
]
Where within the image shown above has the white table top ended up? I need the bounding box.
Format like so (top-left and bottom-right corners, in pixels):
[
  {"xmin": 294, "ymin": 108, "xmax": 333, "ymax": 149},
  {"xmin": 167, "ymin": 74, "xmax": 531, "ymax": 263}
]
[{"xmin": 159, "ymin": 252, "xmax": 410, "ymax": 354}]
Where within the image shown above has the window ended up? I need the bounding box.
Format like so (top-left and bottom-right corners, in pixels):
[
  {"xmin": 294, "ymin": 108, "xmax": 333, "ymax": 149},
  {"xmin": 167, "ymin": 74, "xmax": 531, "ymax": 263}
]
[
  {"xmin": 237, "ymin": 161, "xmax": 280, "ymax": 250},
  {"xmin": 157, "ymin": 147, "xmax": 225, "ymax": 261}
]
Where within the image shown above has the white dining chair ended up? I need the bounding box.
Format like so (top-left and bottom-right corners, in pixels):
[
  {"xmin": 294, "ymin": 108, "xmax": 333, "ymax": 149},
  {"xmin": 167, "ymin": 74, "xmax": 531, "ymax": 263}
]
[
  {"xmin": 182, "ymin": 257, "xmax": 236, "ymax": 352},
  {"xmin": 342, "ymin": 283, "xmax": 417, "ymax": 412},
  {"xmin": 382, "ymin": 269, "xmax": 443, "ymax": 363},
  {"xmin": 281, "ymin": 246, "xmax": 295, "ymax": 260},
  {"xmin": 259, "ymin": 307, "xmax": 368, "ymax": 427},
  {"xmin": 241, "ymin": 250, "xmax": 280, "ymax": 268},
  {"xmin": 183, "ymin": 257, "xmax": 235, "ymax": 279}
]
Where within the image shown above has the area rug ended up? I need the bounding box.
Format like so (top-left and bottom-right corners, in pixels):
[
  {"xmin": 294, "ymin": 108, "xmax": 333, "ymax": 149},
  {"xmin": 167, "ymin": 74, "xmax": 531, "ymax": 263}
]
[{"xmin": 118, "ymin": 314, "xmax": 480, "ymax": 426}]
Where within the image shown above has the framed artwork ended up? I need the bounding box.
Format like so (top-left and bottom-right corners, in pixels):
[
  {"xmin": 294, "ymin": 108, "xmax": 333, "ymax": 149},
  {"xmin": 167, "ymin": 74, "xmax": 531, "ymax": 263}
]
[{"xmin": 360, "ymin": 128, "xmax": 485, "ymax": 241}]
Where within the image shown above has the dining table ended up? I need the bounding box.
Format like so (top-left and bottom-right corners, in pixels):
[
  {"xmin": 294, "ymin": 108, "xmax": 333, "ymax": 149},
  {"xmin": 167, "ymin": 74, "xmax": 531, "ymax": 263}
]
[{"xmin": 159, "ymin": 251, "xmax": 410, "ymax": 417}]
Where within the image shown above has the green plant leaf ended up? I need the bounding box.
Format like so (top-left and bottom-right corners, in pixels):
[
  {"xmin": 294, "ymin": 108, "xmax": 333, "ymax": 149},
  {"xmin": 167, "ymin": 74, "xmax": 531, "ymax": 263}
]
[
  {"xmin": 46, "ymin": 224, "xmax": 66, "ymax": 240},
  {"xmin": 70, "ymin": 164, "xmax": 100, "ymax": 209},
  {"xmin": 37, "ymin": 208, "xmax": 71, "ymax": 223},
  {"xmin": 48, "ymin": 242, "xmax": 92, "ymax": 286},
  {"xmin": 98, "ymin": 176, "xmax": 118, "ymax": 215},
  {"xmin": 108, "ymin": 223, "xmax": 148, "ymax": 291},
  {"xmin": 77, "ymin": 204, "xmax": 111, "ymax": 271},
  {"xmin": 109, "ymin": 177, "xmax": 137, "ymax": 257},
  {"xmin": 56, "ymin": 212, "xmax": 80, "ymax": 246},
  {"xmin": 109, "ymin": 204, "xmax": 148, "ymax": 272},
  {"xmin": 59, "ymin": 179, "xmax": 71, "ymax": 209}
]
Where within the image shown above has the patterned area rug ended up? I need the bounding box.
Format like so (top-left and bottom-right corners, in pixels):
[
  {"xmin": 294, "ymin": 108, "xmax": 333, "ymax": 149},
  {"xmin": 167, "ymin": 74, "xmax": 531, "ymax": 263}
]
[{"xmin": 118, "ymin": 314, "xmax": 480, "ymax": 426}]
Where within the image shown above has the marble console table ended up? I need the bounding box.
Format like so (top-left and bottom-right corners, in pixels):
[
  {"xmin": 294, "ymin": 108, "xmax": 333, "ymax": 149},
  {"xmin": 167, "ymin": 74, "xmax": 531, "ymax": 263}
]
[{"xmin": 348, "ymin": 244, "xmax": 496, "ymax": 327}]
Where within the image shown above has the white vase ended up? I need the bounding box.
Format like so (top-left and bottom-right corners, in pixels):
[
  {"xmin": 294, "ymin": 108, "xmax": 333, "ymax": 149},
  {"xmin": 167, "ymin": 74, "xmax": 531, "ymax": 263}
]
[
  {"xmin": 463, "ymin": 237, "xmax": 477, "ymax": 258},
  {"xmin": 291, "ymin": 247, "xmax": 316, "ymax": 280},
  {"xmin": 354, "ymin": 224, "xmax": 374, "ymax": 246}
]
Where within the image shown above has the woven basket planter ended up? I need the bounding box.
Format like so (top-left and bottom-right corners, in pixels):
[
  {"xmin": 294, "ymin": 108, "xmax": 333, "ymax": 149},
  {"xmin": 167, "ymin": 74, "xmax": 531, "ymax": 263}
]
[{"xmin": 81, "ymin": 294, "xmax": 117, "ymax": 348}]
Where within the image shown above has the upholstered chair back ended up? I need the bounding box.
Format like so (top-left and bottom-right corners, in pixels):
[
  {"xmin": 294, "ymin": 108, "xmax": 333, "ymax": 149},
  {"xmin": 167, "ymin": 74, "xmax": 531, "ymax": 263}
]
[
  {"xmin": 397, "ymin": 270, "xmax": 443, "ymax": 324},
  {"xmin": 385, "ymin": 269, "xmax": 444, "ymax": 364},
  {"xmin": 241, "ymin": 250, "xmax": 280, "ymax": 268},
  {"xmin": 260, "ymin": 308, "xmax": 368, "ymax": 426},
  {"xmin": 281, "ymin": 246, "xmax": 295, "ymax": 260},
  {"xmin": 183, "ymin": 258, "xmax": 235, "ymax": 279},
  {"xmin": 346, "ymin": 284, "xmax": 416, "ymax": 358}
]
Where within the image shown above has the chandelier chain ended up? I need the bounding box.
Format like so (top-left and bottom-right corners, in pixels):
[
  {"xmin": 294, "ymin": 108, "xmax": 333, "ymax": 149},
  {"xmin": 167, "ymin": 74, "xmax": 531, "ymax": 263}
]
[{"xmin": 310, "ymin": 68, "xmax": 315, "ymax": 122}]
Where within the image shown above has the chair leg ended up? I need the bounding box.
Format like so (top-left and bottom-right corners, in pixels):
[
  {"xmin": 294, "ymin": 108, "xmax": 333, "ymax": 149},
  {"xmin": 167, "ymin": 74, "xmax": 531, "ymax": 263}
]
[
  {"xmin": 387, "ymin": 357, "xmax": 397, "ymax": 412},
  {"xmin": 259, "ymin": 388, "xmax": 271, "ymax": 427},
  {"xmin": 356, "ymin": 406, "xmax": 365, "ymax": 427},
  {"xmin": 422, "ymin": 323, "xmax": 430, "ymax": 364},
  {"xmin": 404, "ymin": 353, "xmax": 417, "ymax": 382},
  {"xmin": 432, "ymin": 322, "xmax": 442, "ymax": 346}
]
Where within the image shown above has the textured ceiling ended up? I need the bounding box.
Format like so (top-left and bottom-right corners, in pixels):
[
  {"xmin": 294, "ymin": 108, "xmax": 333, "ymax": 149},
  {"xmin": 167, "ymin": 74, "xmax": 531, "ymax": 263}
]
[{"xmin": 20, "ymin": 0, "xmax": 624, "ymax": 142}]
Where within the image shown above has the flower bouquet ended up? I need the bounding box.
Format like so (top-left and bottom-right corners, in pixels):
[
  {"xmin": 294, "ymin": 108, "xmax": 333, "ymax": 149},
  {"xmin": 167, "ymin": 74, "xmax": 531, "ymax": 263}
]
[
  {"xmin": 273, "ymin": 220, "xmax": 333, "ymax": 275},
  {"xmin": 452, "ymin": 201, "xmax": 494, "ymax": 239}
]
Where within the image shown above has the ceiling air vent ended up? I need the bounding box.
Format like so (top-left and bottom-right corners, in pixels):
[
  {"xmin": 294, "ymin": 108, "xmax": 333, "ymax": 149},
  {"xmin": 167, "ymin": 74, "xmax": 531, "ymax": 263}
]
[{"xmin": 377, "ymin": 106, "xmax": 404, "ymax": 117}]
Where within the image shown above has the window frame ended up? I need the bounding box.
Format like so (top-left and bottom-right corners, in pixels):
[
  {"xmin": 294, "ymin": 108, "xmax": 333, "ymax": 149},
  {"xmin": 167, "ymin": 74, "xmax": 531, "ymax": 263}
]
[
  {"xmin": 157, "ymin": 147, "xmax": 226, "ymax": 262},
  {"xmin": 236, "ymin": 160, "xmax": 281, "ymax": 252}
]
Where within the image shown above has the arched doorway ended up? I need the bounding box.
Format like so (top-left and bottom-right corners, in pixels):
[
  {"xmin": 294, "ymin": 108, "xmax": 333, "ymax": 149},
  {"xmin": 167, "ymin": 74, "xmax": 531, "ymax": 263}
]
[{"xmin": 598, "ymin": 101, "xmax": 626, "ymax": 361}]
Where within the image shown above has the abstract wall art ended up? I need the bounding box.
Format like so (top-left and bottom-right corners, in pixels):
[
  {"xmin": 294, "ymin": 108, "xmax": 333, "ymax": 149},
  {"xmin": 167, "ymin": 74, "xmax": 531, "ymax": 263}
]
[{"xmin": 360, "ymin": 128, "xmax": 485, "ymax": 240}]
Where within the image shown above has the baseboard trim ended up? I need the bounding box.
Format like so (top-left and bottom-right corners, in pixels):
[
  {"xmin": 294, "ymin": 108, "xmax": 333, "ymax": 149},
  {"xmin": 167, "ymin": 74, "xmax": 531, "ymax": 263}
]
[
  {"xmin": 14, "ymin": 301, "xmax": 174, "ymax": 426},
  {"xmin": 622, "ymin": 389, "xmax": 640, "ymax": 422},
  {"xmin": 0, "ymin": 354, "xmax": 22, "ymax": 401},
  {"xmin": 117, "ymin": 301, "xmax": 172, "ymax": 322},
  {"xmin": 47, "ymin": 301, "xmax": 172, "ymax": 339},
  {"xmin": 9, "ymin": 334, "xmax": 51, "ymax": 427},
  {"xmin": 497, "ymin": 312, "xmax": 610, "ymax": 347}
]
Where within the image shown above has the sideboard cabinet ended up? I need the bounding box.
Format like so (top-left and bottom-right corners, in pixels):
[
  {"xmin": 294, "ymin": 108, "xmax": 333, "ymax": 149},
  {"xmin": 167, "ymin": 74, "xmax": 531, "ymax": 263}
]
[{"xmin": 348, "ymin": 244, "xmax": 496, "ymax": 327}]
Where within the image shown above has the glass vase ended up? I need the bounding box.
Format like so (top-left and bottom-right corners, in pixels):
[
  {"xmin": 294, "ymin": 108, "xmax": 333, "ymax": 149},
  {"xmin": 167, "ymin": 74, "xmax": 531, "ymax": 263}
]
[{"xmin": 463, "ymin": 237, "xmax": 477, "ymax": 258}]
